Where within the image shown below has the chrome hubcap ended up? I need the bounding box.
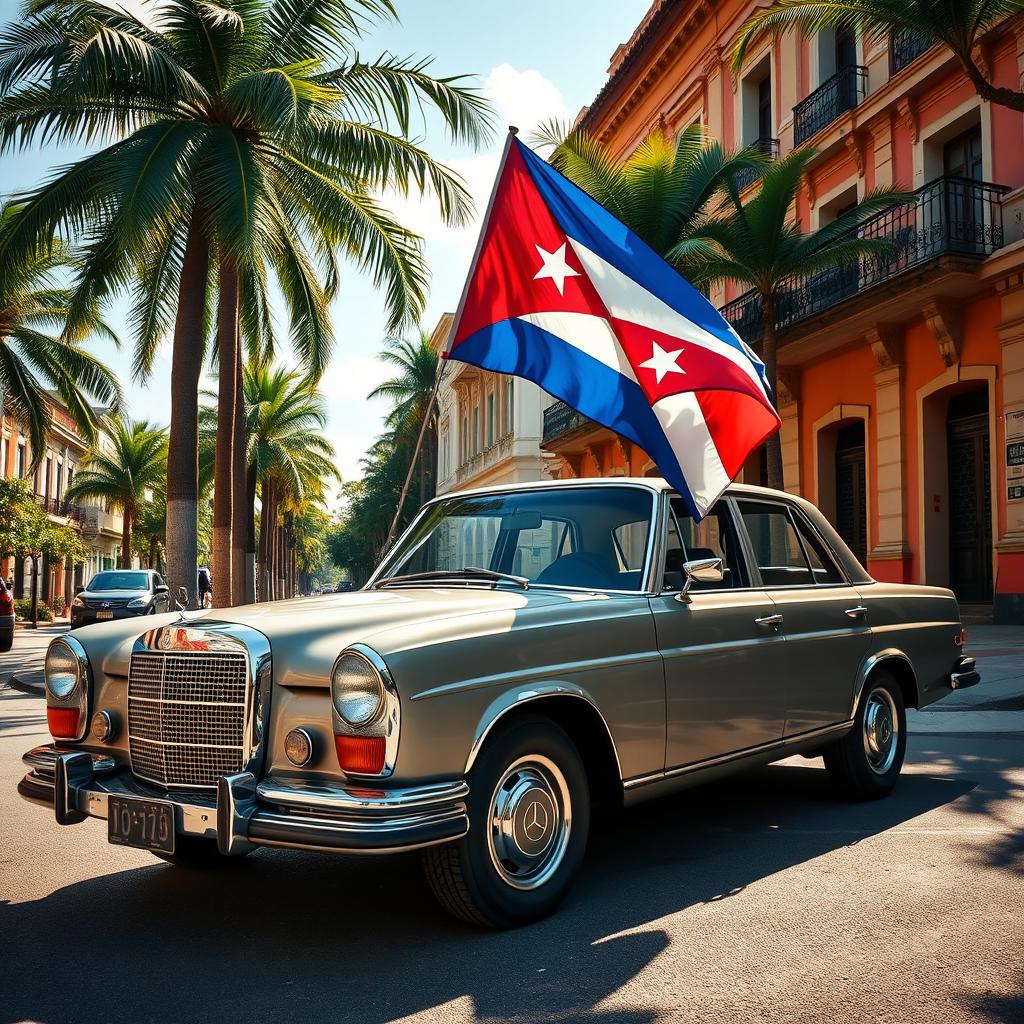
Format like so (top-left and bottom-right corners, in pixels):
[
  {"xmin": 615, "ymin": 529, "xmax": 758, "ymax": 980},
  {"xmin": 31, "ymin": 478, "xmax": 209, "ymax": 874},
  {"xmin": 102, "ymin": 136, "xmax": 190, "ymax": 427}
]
[
  {"xmin": 863, "ymin": 688, "xmax": 899, "ymax": 774},
  {"xmin": 487, "ymin": 755, "xmax": 571, "ymax": 890}
]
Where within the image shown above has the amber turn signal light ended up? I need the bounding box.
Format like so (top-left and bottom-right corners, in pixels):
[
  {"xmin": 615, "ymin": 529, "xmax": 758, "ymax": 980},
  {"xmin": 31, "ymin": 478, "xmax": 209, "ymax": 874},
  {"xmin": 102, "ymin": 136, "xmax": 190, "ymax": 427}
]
[
  {"xmin": 47, "ymin": 706, "xmax": 80, "ymax": 739},
  {"xmin": 334, "ymin": 734, "xmax": 385, "ymax": 774}
]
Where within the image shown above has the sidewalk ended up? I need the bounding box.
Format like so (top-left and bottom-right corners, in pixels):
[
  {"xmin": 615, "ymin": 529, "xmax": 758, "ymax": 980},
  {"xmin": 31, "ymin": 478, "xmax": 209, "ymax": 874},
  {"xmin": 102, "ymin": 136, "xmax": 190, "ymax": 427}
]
[{"xmin": 0, "ymin": 624, "xmax": 68, "ymax": 695}]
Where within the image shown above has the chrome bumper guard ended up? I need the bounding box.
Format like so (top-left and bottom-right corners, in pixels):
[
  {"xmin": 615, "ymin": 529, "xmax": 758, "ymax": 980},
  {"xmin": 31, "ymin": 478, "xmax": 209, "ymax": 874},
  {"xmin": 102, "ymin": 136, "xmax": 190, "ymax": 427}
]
[
  {"xmin": 18, "ymin": 745, "xmax": 470, "ymax": 855},
  {"xmin": 951, "ymin": 656, "xmax": 981, "ymax": 690}
]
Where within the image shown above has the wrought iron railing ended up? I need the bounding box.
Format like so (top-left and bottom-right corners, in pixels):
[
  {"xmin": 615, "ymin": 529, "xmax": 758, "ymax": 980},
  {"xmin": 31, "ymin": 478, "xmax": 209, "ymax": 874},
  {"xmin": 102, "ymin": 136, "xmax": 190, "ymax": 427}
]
[
  {"xmin": 793, "ymin": 65, "xmax": 867, "ymax": 144},
  {"xmin": 542, "ymin": 401, "xmax": 592, "ymax": 443},
  {"xmin": 33, "ymin": 493, "xmax": 83, "ymax": 519},
  {"xmin": 889, "ymin": 30, "xmax": 932, "ymax": 76},
  {"xmin": 719, "ymin": 176, "xmax": 1009, "ymax": 343},
  {"xmin": 732, "ymin": 137, "xmax": 780, "ymax": 191}
]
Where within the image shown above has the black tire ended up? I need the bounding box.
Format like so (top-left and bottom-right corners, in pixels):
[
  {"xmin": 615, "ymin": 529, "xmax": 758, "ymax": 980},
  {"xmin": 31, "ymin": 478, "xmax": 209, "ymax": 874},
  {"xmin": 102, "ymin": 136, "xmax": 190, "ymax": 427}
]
[
  {"xmin": 823, "ymin": 671, "xmax": 907, "ymax": 800},
  {"xmin": 151, "ymin": 834, "xmax": 248, "ymax": 868},
  {"xmin": 423, "ymin": 715, "xmax": 590, "ymax": 928}
]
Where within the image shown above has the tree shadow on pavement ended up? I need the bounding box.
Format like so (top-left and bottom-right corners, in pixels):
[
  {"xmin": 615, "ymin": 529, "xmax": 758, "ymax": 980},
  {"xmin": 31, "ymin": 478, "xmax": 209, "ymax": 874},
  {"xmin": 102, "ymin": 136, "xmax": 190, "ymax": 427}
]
[{"xmin": 0, "ymin": 760, "xmax": 981, "ymax": 1024}]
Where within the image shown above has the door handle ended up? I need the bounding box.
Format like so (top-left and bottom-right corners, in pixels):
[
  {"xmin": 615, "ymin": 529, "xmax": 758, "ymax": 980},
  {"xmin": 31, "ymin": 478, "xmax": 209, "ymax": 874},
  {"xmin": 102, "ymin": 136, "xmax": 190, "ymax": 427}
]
[
  {"xmin": 844, "ymin": 605, "xmax": 868, "ymax": 620},
  {"xmin": 755, "ymin": 613, "xmax": 784, "ymax": 632}
]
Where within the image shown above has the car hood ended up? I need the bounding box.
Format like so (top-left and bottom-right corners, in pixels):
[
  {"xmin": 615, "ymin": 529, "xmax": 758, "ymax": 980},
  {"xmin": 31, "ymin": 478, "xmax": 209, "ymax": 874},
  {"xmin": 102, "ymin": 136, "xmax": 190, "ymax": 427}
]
[
  {"xmin": 91, "ymin": 586, "xmax": 593, "ymax": 684},
  {"xmin": 79, "ymin": 589, "xmax": 151, "ymax": 601}
]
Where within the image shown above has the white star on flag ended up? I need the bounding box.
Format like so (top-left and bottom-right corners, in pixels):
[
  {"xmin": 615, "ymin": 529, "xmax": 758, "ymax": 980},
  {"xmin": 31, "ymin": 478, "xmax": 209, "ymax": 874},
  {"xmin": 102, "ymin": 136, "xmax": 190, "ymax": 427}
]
[
  {"xmin": 534, "ymin": 242, "xmax": 580, "ymax": 295},
  {"xmin": 639, "ymin": 340, "xmax": 687, "ymax": 384}
]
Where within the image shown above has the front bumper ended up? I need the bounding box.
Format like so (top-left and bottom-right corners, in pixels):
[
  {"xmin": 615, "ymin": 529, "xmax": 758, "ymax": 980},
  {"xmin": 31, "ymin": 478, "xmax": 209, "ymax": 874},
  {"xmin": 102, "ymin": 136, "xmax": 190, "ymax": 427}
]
[
  {"xmin": 70, "ymin": 607, "xmax": 146, "ymax": 627},
  {"xmin": 18, "ymin": 745, "xmax": 469, "ymax": 855}
]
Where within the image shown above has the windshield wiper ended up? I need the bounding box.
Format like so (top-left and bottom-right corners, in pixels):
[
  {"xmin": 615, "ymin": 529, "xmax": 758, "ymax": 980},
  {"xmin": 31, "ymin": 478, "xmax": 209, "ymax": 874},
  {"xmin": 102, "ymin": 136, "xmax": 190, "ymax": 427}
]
[{"xmin": 373, "ymin": 566, "xmax": 529, "ymax": 590}]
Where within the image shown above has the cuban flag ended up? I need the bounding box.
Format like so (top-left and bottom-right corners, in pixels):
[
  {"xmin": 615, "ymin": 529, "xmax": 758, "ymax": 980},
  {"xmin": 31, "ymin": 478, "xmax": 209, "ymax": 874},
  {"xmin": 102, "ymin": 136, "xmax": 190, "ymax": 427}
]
[{"xmin": 446, "ymin": 133, "xmax": 781, "ymax": 519}]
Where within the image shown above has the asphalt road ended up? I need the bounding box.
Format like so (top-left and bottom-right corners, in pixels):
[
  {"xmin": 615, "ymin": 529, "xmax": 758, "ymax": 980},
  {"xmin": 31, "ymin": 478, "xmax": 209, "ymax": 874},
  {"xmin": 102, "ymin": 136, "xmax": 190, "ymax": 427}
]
[{"xmin": 1, "ymin": 684, "xmax": 1022, "ymax": 1024}]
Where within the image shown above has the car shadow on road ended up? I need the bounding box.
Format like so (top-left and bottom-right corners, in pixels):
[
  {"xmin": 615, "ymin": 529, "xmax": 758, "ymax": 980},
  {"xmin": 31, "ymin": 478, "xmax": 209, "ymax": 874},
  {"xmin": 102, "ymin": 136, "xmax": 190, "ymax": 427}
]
[{"xmin": 0, "ymin": 761, "xmax": 986, "ymax": 1024}]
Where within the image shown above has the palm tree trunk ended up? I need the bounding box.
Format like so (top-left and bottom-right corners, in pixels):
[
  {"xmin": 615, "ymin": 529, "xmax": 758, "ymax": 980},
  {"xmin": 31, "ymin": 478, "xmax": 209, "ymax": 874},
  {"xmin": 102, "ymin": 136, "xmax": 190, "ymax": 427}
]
[
  {"xmin": 231, "ymin": 341, "xmax": 248, "ymax": 605},
  {"xmin": 257, "ymin": 478, "xmax": 270, "ymax": 602},
  {"xmin": 212, "ymin": 259, "xmax": 239, "ymax": 607},
  {"xmin": 149, "ymin": 535, "xmax": 157, "ymax": 570},
  {"xmin": 959, "ymin": 53, "xmax": 1024, "ymax": 112},
  {"xmin": 761, "ymin": 294, "xmax": 784, "ymax": 490},
  {"xmin": 244, "ymin": 460, "xmax": 257, "ymax": 603},
  {"xmin": 120, "ymin": 511, "xmax": 132, "ymax": 569},
  {"xmin": 165, "ymin": 209, "xmax": 209, "ymax": 609}
]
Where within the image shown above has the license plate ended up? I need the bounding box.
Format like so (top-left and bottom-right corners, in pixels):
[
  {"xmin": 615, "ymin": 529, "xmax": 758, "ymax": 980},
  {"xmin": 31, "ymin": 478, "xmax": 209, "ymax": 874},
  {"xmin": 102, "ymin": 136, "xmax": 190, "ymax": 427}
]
[
  {"xmin": 108, "ymin": 795, "xmax": 175, "ymax": 854},
  {"xmin": 96, "ymin": 610, "xmax": 114, "ymax": 620}
]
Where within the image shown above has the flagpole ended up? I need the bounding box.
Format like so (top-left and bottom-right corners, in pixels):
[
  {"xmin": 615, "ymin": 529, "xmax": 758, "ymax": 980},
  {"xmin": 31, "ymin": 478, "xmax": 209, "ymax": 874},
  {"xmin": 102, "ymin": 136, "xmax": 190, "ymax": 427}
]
[{"xmin": 381, "ymin": 127, "xmax": 521, "ymax": 555}]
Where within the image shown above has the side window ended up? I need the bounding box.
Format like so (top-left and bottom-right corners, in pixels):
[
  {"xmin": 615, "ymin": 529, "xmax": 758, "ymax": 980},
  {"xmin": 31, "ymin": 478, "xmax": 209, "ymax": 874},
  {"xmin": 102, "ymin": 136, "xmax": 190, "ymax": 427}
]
[
  {"xmin": 738, "ymin": 501, "xmax": 843, "ymax": 587},
  {"xmin": 612, "ymin": 519, "xmax": 648, "ymax": 571},
  {"xmin": 792, "ymin": 511, "xmax": 844, "ymax": 584},
  {"xmin": 665, "ymin": 498, "xmax": 746, "ymax": 590}
]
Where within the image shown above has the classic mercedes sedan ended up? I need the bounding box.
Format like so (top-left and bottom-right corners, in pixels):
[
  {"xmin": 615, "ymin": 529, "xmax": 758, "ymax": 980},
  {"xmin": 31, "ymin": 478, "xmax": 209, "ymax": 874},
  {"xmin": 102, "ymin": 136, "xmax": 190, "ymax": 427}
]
[{"xmin": 19, "ymin": 479, "xmax": 979, "ymax": 927}]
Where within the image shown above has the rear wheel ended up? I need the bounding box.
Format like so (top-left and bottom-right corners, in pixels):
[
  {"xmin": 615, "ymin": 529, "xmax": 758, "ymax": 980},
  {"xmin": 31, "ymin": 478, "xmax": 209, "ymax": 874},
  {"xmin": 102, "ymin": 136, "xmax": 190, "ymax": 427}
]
[
  {"xmin": 423, "ymin": 715, "xmax": 590, "ymax": 928},
  {"xmin": 823, "ymin": 672, "xmax": 907, "ymax": 800}
]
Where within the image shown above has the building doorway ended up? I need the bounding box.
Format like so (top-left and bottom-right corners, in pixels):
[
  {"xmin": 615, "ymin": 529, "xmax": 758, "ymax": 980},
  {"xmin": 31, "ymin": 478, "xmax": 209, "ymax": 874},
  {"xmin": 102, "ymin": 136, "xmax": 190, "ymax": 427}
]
[
  {"xmin": 946, "ymin": 388, "xmax": 992, "ymax": 602},
  {"xmin": 835, "ymin": 422, "xmax": 867, "ymax": 564}
]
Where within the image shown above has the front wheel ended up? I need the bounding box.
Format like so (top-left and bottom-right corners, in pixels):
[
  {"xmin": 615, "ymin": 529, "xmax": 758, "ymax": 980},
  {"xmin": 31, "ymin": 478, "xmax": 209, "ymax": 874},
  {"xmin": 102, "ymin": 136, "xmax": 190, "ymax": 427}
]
[
  {"xmin": 823, "ymin": 672, "xmax": 907, "ymax": 800},
  {"xmin": 423, "ymin": 715, "xmax": 590, "ymax": 928}
]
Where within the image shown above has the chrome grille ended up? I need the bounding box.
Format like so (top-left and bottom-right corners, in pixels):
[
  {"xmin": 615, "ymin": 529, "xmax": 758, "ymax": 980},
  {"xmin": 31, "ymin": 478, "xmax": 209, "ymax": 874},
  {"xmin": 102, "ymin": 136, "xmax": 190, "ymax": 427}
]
[{"xmin": 128, "ymin": 649, "xmax": 248, "ymax": 789}]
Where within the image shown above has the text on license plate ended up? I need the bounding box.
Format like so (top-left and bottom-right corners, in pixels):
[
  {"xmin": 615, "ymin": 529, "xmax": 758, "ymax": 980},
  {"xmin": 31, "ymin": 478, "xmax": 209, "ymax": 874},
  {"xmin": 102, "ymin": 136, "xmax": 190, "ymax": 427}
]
[
  {"xmin": 108, "ymin": 795, "xmax": 175, "ymax": 854},
  {"xmin": 96, "ymin": 610, "xmax": 114, "ymax": 619}
]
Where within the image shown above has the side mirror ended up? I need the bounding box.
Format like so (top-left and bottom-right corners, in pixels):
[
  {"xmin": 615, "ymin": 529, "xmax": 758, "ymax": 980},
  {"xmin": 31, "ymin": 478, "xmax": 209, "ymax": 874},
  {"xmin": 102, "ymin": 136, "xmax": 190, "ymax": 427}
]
[
  {"xmin": 74, "ymin": 585, "xmax": 85, "ymax": 595},
  {"xmin": 674, "ymin": 557, "xmax": 724, "ymax": 604},
  {"xmin": 155, "ymin": 584, "xmax": 169, "ymax": 594}
]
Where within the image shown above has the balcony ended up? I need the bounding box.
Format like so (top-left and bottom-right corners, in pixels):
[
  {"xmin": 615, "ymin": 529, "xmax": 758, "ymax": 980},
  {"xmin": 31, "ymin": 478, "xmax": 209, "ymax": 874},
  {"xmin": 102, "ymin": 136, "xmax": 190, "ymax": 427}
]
[
  {"xmin": 793, "ymin": 65, "xmax": 867, "ymax": 144},
  {"xmin": 890, "ymin": 30, "xmax": 932, "ymax": 76},
  {"xmin": 453, "ymin": 431, "xmax": 515, "ymax": 484},
  {"xmin": 33, "ymin": 493, "xmax": 85, "ymax": 522},
  {"xmin": 732, "ymin": 137, "xmax": 780, "ymax": 192},
  {"xmin": 720, "ymin": 176, "xmax": 1010, "ymax": 343},
  {"xmin": 542, "ymin": 401, "xmax": 594, "ymax": 444}
]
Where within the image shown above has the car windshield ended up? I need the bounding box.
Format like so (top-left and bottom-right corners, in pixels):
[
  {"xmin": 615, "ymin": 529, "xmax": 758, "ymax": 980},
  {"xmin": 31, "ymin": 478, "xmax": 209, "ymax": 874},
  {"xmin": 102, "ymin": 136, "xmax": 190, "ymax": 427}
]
[
  {"xmin": 376, "ymin": 486, "xmax": 655, "ymax": 592},
  {"xmin": 88, "ymin": 571, "xmax": 149, "ymax": 591}
]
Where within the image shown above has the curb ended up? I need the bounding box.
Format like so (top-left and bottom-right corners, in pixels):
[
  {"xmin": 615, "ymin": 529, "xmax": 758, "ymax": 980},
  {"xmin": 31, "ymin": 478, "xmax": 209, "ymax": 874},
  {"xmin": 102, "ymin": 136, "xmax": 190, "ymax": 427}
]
[{"xmin": 2, "ymin": 672, "xmax": 45, "ymax": 696}]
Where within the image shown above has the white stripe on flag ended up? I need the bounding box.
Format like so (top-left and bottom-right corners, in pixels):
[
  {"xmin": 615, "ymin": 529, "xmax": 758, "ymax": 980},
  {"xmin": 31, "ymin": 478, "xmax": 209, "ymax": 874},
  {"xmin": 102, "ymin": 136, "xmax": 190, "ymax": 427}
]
[
  {"xmin": 516, "ymin": 311, "xmax": 639, "ymax": 384},
  {"xmin": 566, "ymin": 237, "xmax": 770, "ymax": 401},
  {"xmin": 651, "ymin": 392, "xmax": 730, "ymax": 516}
]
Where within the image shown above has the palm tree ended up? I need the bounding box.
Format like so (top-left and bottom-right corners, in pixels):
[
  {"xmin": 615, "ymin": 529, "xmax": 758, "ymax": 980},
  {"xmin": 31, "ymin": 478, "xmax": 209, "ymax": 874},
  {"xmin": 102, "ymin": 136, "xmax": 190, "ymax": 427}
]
[
  {"xmin": 672, "ymin": 148, "xmax": 907, "ymax": 488},
  {"xmin": 532, "ymin": 121, "xmax": 765, "ymax": 260},
  {"xmin": 66, "ymin": 417, "xmax": 168, "ymax": 568},
  {"xmin": 203, "ymin": 364, "xmax": 337, "ymax": 601},
  {"xmin": 0, "ymin": 201, "xmax": 121, "ymax": 464},
  {"xmin": 368, "ymin": 330, "xmax": 440, "ymax": 509},
  {"xmin": 732, "ymin": 1, "xmax": 1024, "ymax": 113},
  {"xmin": 0, "ymin": 0, "xmax": 492, "ymax": 606}
]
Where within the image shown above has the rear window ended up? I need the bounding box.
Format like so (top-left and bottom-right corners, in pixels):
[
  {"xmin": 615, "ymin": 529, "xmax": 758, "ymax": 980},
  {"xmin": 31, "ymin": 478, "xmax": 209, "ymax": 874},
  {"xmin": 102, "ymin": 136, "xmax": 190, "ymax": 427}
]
[{"xmin": 737, "ymin": 501, "xmax": 842, "ymax": 587}]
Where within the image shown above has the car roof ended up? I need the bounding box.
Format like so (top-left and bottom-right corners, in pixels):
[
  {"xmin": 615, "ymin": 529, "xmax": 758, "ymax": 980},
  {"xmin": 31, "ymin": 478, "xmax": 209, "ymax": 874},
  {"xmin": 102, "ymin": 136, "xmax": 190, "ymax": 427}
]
[{"xmin": 435, "ymin": 476, "xmax": 796, "ymax": 504}]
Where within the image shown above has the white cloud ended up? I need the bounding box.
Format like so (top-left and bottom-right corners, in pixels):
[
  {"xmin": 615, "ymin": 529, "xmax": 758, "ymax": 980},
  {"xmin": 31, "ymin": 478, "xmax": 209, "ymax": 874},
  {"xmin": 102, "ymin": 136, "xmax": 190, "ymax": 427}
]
[
  {"xmin": 484, "ymin": 63, "xmax": 570, "ymax": 137},
  {"xmin": 318, "ymin": 353, "xmax": 393, "ymax": 403}
]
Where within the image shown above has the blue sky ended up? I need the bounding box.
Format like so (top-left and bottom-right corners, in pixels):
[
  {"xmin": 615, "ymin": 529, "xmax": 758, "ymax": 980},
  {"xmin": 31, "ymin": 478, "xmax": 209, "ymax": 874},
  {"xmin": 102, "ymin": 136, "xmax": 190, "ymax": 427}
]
[{"xmin": 0, "ymin": 0, "xmax": 648, "ymax": 501}]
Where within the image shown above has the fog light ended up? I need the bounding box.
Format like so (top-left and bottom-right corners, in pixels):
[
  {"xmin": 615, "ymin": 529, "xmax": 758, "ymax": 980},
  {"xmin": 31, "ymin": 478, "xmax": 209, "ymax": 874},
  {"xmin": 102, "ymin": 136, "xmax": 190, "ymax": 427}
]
[
  {"xmin": 90, "ymin": 710, "xmax": 117, "ymax": 742},
  {"xmin": 284, "ymin": 728, "xmax": 314, "ymax": 767}
]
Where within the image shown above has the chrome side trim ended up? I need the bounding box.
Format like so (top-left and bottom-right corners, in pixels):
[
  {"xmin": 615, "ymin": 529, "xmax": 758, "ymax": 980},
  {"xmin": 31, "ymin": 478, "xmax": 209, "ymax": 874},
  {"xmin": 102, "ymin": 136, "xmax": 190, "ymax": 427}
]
[
  {"xmin": 623, "ymin": 720, "xmax": 854, "ymax": 790},
  {"xmin": 22, "ymin": 744, "xmax": 117, "ymax": 777},
  {"xmin": 464, "ymin": 684, "xmax": 623, "ymax": 779}
]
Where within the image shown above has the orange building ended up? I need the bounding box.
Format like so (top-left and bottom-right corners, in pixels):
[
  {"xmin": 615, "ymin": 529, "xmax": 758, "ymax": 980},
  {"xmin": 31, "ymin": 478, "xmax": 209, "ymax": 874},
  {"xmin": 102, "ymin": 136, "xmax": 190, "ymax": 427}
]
[{"xmin": 540, "ymin": 0, "xmax": 1024, "ymax": 623}]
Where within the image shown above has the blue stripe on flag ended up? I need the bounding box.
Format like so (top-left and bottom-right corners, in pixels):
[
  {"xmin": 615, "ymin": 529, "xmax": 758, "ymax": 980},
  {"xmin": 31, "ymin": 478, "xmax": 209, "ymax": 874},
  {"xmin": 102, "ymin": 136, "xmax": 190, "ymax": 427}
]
[{"xmin": 452, "ymin": 318, "xmax": 701, "ymax": 518}]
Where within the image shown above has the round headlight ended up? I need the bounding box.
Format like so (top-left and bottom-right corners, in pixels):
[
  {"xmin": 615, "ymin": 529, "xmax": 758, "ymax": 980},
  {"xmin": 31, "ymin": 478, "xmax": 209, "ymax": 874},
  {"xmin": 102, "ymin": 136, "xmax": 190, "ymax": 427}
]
[
  {"xmin": 332, "ymin": 652, "xmax": 385, "ymax": 727},
  {"xmin": 45, "ymin": 640, "xmax": 81, "ymax": 702}
]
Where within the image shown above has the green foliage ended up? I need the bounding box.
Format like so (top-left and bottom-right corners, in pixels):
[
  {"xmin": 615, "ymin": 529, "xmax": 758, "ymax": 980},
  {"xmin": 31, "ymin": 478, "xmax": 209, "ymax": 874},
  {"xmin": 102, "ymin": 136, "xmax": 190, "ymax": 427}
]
[
  {"xmin": 0, "ymin": 0, "xmax": 494, "ymax": 360},
  {"xmin": 14, "ymin": 596, "xmax": 51, "ymax": 622},
  {"xmin": 0, "ymin": 476, "xmax": 86, "ymax": 562},
  {"xmin": 0, "ymin": 200, "xmax": 121, "ymax": 465}
]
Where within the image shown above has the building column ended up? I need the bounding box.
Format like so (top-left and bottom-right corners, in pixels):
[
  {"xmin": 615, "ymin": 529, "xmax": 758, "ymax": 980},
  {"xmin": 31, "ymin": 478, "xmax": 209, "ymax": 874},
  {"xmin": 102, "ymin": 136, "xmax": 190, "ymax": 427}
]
[
  {"xmin": 867, "ymin": 326, "xmax": 912, "ymax": 582},
  {"xmin": 777, "ymin": 369, "xmax": 801, "ymax": 496},
  {"xmin": 995, "ymin": 274, "xmax": 1024, "ymax": 622}
]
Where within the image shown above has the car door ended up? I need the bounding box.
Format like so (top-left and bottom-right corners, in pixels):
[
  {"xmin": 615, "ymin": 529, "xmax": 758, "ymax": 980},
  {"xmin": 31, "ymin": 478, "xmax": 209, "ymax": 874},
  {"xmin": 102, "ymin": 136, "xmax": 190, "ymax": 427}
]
[
  {"xmin": 734, "ymin": 498, "xmax": 871, "ymax": 735},
  {"xmin": 650, "ymin": 495, "xmax": 789, "ymax": 770}
]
